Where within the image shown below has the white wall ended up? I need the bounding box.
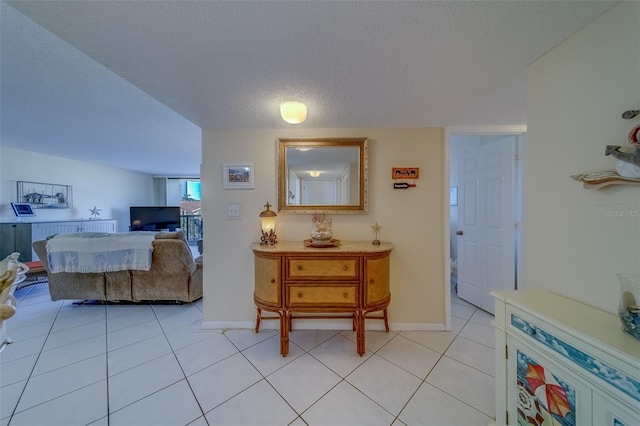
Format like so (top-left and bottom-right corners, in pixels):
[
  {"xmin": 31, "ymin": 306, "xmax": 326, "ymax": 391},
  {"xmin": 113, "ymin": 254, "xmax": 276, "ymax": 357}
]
[
  {"xmin": 524, "ymin": 1, "xmax": 640, "ymax": 313},
  {"xmin": 202, "ymin": 127, "xmax": 445, "ymax": 329},
  {"xmin": 0, "ymin": 146, "xmax": 155, "ymax": 231}
]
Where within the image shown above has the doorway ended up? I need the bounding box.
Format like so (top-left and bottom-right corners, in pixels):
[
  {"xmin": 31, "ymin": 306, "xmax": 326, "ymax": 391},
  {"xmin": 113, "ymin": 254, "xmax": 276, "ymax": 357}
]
[{"xmin": 446, "ymin": 127, "xmax": 525, "ymax": 321}]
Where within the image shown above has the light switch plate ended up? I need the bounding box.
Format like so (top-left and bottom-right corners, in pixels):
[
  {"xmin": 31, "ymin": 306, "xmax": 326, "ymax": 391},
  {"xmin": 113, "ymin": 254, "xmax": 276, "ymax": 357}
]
[{"xmin": 227, "ymin": 203, "xmax": 240, "ymax": 218}]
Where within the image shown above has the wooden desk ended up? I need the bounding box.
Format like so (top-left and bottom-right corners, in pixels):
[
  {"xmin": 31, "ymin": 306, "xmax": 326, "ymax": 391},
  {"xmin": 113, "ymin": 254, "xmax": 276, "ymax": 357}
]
[{"xmin": 251, "ymin": 241, "xmax": 393, "ymax": 356}]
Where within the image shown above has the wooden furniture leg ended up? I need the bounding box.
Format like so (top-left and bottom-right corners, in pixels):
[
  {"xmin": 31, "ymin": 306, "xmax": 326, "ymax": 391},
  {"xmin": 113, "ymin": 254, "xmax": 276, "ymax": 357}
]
[
  {"xmin": 254, "ymin": 307, "xmax": 262, "ymax": 333},
  {"xmin": 355, "ymin": 310, "xmax": 365, "ymax": 356},
  {"xmin": 279, "ymin": 309, "xmax": 290, "ymax": 356}
]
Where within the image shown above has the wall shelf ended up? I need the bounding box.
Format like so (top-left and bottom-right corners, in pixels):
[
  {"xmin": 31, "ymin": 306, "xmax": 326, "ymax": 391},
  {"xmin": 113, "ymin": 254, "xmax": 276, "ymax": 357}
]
[{"xmin": 571, "ymin": 171, "xmax": 640, "ymax": 189}]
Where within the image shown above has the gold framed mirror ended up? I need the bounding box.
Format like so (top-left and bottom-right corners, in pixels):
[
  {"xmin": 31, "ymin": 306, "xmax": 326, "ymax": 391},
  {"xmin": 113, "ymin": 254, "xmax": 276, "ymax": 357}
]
[{"xmin": 277, "ymin": 137, "xmax": 368, "ymax": 214}]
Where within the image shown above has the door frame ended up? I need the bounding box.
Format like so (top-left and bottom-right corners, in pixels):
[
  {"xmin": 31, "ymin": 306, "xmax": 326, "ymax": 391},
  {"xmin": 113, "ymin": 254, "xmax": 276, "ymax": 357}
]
[{"xmin": 444, "ymin": 126, "xmax": 526, "ymax": 330}]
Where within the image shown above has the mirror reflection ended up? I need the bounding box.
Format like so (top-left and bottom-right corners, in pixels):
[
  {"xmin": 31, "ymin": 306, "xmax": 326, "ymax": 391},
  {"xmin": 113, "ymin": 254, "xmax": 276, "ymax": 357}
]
[{"xmin": 277, "ymin": 138, "xmax": 368, "ymax": 214}]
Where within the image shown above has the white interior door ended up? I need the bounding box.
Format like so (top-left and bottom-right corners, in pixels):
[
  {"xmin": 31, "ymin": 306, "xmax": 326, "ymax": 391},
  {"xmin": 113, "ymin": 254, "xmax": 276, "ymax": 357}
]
[{"xmin": 457, "ymin": 137, "xmax": 516, "ymax": 313}]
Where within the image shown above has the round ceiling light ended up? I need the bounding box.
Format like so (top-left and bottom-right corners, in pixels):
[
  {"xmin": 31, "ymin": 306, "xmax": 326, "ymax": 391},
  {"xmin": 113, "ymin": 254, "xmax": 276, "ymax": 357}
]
[{"xmin": 280, "ymin": 101, "xmax": 307, "ymax": 124}]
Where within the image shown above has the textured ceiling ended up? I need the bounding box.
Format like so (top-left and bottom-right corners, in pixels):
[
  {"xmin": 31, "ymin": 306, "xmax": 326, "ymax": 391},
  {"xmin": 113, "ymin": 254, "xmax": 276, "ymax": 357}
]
[{"xmin": 1, "ymin": 1, "xmax": 615, "ymax": 176}]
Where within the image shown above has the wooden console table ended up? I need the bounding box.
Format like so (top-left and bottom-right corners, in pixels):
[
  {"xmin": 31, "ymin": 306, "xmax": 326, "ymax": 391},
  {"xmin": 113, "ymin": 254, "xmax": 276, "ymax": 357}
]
[{"xmin": 251, "ymin": 241, "xmax": 394, "ymax": 356}]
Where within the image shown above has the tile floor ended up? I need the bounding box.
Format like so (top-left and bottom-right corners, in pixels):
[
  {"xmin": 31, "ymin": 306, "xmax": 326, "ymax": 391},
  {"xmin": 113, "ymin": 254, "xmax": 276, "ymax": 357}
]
[{"xmin": 1, "ymin": 284, "xmax": 495, "ymax": 426}]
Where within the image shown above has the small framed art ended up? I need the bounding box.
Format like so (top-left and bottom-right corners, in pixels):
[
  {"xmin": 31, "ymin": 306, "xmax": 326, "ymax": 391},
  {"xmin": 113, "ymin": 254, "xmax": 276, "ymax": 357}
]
[
  {"xmin": 223, "ymin": 162, "xmax": 255, "ymax": 189},
  {"xmin": 450, "ymin": 186, "xmax": 458, "ymax": 206}
]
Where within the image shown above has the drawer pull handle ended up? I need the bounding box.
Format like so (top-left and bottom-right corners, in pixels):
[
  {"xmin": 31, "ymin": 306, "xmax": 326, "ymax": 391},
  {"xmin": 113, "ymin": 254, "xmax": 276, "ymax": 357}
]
[
  {"xmin": 298, "ymin": 293, "xmax": 303, "ymax": 298},
  {"xmin": 270, "ymin": 279, "xmax": 276, "ymax": 284},
  {"xmin": 343, "ymin": 266, "xmax": 348, "ymax": 271},
  {"xmin": 297, "ymin": 266, "xmax": 302, "ymax": 271},
  {"xmin": 369, "ymin": 279, "xmax": 375, "ymax": 284},
  {"xmin": 343, "ymin": 292, "xmax": 348, "ymax": 298}
]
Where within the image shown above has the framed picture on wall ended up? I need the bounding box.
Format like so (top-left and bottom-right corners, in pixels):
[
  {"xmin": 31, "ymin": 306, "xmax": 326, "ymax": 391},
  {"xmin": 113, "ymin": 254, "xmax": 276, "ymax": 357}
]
[
  {"xmin": 223, "ymin": 162, "xmax": 255, "ymax": 189},
  {"xmin": 450, "ymin": 186, "xmax": 458, "ymax": 206},
  {"xmin": 17, "ymin": 181, "xmax": 73, "ymax": 209}
]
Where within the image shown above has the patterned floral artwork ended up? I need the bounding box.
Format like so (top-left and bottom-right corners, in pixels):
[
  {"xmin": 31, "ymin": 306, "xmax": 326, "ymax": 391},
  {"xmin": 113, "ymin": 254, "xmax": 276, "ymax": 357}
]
[{"xmin": 517, "ymin": 350, "xmax": 576, "ymax": 426}]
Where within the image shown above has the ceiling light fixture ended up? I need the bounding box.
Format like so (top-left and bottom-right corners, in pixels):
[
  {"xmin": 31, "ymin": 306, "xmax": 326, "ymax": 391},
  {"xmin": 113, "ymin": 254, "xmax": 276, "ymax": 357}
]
[
  {"xmin": 309, "ymin": 171, "xmax": 320, "ymax": 177},
  {"xmin": 280, "ymin": 101, "xmax": 307, "ymax": 124}
]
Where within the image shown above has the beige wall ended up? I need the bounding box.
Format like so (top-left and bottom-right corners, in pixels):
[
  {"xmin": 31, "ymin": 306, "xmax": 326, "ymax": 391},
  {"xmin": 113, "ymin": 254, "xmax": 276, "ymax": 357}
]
[
  {"xmin": 524, "ymin": 1, "xmax": 640, "ymax": 314},
  {"xmin": 202, "ymin": 127, "xmax": 445, "ymax": 329}
]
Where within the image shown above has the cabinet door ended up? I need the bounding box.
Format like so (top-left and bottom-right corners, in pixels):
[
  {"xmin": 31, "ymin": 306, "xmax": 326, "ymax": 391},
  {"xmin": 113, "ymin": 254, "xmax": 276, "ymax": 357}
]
[
  {"xmin": 82, "ymin": 220, "xmax": 117, "ymax": 233},
  {"xmin": 507, "ymin": 336, "xmax": 592, "ymax": 426},
  {"xmin": 32, "ymin": 222, "xmax": 81, "ymax": 241},
  {"xmin": 0, "ymin": 224, "xmax": 33, "ymax": 261},
  {"xmin": 593, "ymin": 391, "xmax": 640, "ymax": 426},
  {"xmin": 364, "ymin": 254, "xmax": 390, "ymax": 307},
  {"xmin": 254, "ymin": 255, "xmax": 281, "ymax": 308}
]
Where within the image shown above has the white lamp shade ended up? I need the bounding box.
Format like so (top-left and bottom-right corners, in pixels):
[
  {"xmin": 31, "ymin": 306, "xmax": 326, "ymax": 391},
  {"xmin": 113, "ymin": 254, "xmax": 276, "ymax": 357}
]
[
  {"xmin": 280, "ymin": 101, "xmax": 307, "ymax": 124},
  {"xmin": 261, "ymin": 216, "xmax": 276, "ymax": 233}
]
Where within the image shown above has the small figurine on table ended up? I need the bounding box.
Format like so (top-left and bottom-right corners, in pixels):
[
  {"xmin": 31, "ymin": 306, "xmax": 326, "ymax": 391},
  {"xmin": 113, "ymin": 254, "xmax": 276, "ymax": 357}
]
[
  {"xmin": 370, "ymin": 222, "xmax": 382, "ymax": 245},
  {"xmin": 89, "ymin": 206, "xmax": 102, "ymax": 219}
]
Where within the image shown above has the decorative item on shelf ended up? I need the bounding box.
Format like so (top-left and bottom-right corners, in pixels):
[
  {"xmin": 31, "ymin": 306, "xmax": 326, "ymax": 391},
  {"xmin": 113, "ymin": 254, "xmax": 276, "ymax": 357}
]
[
  {"xmin": 89, "ymin": 206, "xmax": 102, "ymax": 219},
  {"xmin": 311, "ymin": 212, "xmax": 332, "ymax": 245},
  {"xmin": 573, "ymin": 119, "xmax": 640, "ymax": 188},
  {"xmin": 392, "ymin": 167, "xmax": 419, "ymax": 189},
  {"xmin": 370, "ymin": 222, "xmax": 382, "ymax": 245},
  {"xmin": 259, "ymin": 202, "xmax": 277, "ymax": 245},
  {"xmin": 617, "ymin": 273, "xmax": 640, "ymax": 340},
  {"xmin": 279, "ymin": 101, "xmax": 307, "ymax": 124}
]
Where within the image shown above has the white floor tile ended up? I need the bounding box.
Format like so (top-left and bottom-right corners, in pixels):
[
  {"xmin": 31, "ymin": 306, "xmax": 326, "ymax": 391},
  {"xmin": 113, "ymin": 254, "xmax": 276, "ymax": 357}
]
[
  {"xmin": 289, "ymin": 329, "xmax": 339, "ymax": 351},
  {"xmin": 50, "ymin": 306, "xmax": 105, "ymax": 332},
  {"xmin": 398, "ymin": 382, "xmax": 493, "ymax": 426},
  {"xmin": 43, "ymin": 319, "xmax": 106, "ymax": 351},
  {"xmin": 222, "ymin": 328, "xmax": 278, "ymax": 351},
  {"xmin": 9, "ymin": 380, "xmax": 107, "ymax": 426},
  {"xmin": 241, "ymin": 334, "xmax": 304, "ymax": 376},
  {"xmin": 376, "ymin": 335, "xmax": 442, "ymax": 379},
  {"xmin": 426, "ymin": 356, "xmax": 495, "ymax": 418},
  {"xmin": 0, "ymin": 354, "xmax": 37, "ymax": 387},
  {"xmin": 164, "ymin": 323, "xmax": 220, "ymax": 351},
  {"xmin": 187, "ymin": 352, "xmax": 262, "ymax": 413},
  {"xmin": 1, "ymin": 286, "xmax": 497, "ymax": 425},
  {"xmin": 205, "ymin": 379, "xmax": 298, "ymax": 425},
  {"xmin": 459, "ymin": 320, "xmax": 495, "ymax": 348},
  {"xmin": 400, "ymin": 330, "xmax": 457, "ymax": 354},
  {"xmin": 341, "ymin": 329, "xmax": 398, "ymax": 352},
  {"xmin": 107, "ymin": 334, "xmax": 173, "ymax": 376},
  {"xmin": 267, "ymin": 353, "xmax": 341, "ymax": 413},
  {"xmin": 109, "ymin": 379, "xmax": 202, "ymax": 426},
  {"xmin": 106, "ymin": 319, "xmax": 164, "ymax": 351},
  {"xmin": 302, "ymin": 381, "xmax": 395, "ymax": 426},
  {"xmin": 451, "ymin": 300, "xmax": 477, "ymax": 320},
  {"xmin": 445, "ymin": 336, "xmax": 495, "ymax": 377},
  {"xmin": 0, "ymin": 380, "xmax": 26, "ymax": 421},
  {"xmin": 106, "ymin": 306, "xmax": 157, "ymax": 332},
  {"xmin": 174, "ymin": 332, "xmax": 238, "ymax": 376},
  {"xmin": 32, "ymin": 334, "xmax": 106, "ymax": 376},
  {"xmin": 309, "ymin": 334, "xmax": 371, "ymax": 377},
  {"xmin": 0, "ymin": 334, "xmax": 47, "ymax": 364},
  {"xmin": 469, "ymin": 308, "xmax": 494, "ymax": 327},
  {"xmin": 347, "ymin": 354, "xmax": 422, "ymax": 416},
  {"xmin": 108, "ymin": 352, "xmax": 185, "ymax": 412},
  {"xmin": 16, "ymin": 354, "xmax": 107, "ymax": 413}
]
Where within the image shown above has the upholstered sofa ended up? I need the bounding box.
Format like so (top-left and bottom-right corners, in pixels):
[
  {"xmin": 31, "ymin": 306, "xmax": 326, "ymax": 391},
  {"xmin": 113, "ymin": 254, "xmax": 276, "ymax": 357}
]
[{"xmin": 32, "ymin": 231, "xmax": 202, "ymax": 303}]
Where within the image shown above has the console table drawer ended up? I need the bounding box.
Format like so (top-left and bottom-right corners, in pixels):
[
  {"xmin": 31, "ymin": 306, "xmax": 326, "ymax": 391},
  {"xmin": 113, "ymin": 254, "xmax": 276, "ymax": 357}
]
[
  {"xmin": 287, "ymin": 258, "xmax": 358, "ymax": 280},
  {"xmin": 287, "ymin": 285, "xmax": 357, "ymax": 307}
]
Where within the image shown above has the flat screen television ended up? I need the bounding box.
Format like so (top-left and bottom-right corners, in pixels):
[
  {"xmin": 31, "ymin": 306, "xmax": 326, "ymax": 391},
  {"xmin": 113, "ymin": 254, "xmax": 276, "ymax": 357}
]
[{"xmin": 130, "ymin": 206, "xmax": 181, "ymax": 232}]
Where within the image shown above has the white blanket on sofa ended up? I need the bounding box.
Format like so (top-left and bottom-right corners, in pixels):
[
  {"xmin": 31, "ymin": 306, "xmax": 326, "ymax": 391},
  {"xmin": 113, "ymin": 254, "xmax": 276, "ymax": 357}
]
[{"xmin": 46, "ymin": 232, "xmax": 155, "ymax": 273}]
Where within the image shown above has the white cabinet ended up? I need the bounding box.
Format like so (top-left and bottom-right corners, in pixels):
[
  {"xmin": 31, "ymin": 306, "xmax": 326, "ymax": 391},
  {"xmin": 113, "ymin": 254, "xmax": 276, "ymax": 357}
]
[
  {"xmin": 492, "ymin": 291, "xmax": 640, "ymax": 426},
  {"xmin": 30, "ymin": 220, "xmax": 117, "ymax": 260}
]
